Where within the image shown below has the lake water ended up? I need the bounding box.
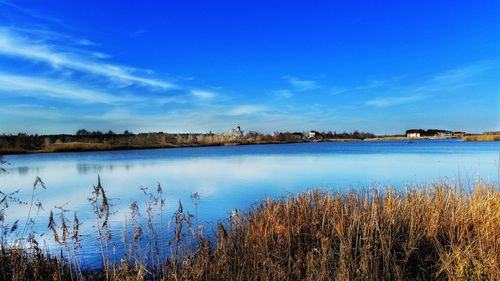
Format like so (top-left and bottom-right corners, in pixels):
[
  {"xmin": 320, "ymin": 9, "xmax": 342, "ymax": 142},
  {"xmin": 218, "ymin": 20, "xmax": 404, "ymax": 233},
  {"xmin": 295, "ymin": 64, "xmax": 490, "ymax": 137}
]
[{"xmin": 0, "ymin": 139, "xmax": 499, "ymax": 266}]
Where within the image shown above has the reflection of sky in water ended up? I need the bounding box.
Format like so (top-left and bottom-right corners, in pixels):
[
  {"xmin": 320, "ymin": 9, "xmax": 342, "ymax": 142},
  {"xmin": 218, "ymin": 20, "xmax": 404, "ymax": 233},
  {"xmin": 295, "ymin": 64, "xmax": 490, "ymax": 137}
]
[{"xmin": 0, "ymin": 140, "xmax": 499, "ymax": 266}]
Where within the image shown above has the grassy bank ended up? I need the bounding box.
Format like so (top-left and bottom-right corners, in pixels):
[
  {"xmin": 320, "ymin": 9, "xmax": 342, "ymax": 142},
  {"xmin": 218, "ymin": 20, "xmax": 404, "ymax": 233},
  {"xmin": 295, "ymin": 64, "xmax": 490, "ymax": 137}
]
[
  {"xmin": 0, "ymin": 137, "xmax": 464, "ymax": 155},
  {"xmin": 0, "ymin": 179, "xmax": 498, "ymax": 280},
  {"xmin": 464, "ymin": 134, "xmax": 500, "ymax": 141},
  {"xmin": 0, "ymin": 139, "xmax": 370, "ymax": 155},
  {"xmin": 0, "ymin": 140, "xmax": 304, "ymax": 155},
  {"xmin": 0, "ymin": 131, "xmax": 377, "ymax": 155}
]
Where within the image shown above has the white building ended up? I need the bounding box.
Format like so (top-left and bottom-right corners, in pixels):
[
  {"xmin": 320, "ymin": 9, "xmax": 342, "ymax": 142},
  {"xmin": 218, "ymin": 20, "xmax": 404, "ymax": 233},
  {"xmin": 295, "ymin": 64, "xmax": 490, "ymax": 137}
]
[
  {"xmin": 407, "ymin": 131, "xmax": 421, "ymax": 138},
  {"xmin": 309, "ymin": 130, "xmax": 319, "ymax": 139},
  {"xmin": 226, "ymin": 125, "xmax": 243, "ymax": 140}
]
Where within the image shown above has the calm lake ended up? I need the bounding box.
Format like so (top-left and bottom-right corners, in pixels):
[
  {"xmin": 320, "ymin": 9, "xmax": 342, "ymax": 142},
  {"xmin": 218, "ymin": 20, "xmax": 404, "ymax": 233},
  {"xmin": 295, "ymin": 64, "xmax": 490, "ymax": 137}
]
[{"xmin": 1, "ymin": 139, "xmax": 499, "ymax": 266}]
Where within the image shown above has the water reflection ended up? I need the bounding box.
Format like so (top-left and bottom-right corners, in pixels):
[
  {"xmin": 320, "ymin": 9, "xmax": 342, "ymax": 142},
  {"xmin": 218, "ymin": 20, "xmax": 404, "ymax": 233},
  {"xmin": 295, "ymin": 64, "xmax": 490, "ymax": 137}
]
[
  {"xmin": 0, "ymin": 140, "xmax": 498, "ymax": 265},
  {"xmin": 76, "ymin": 163, "xmax": 134, "ymax": 174},
  {"xmin": 9, "ymin": 165, "xmax": 44, "ymax": 176}
]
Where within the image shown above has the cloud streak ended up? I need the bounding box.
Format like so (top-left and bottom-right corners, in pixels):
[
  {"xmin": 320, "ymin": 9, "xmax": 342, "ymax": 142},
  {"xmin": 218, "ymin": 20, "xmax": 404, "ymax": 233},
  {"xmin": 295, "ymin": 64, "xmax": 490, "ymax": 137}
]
[
  {"xmin": 273, "ymin": 89, "xmax": 293, "ymax": 98},
  {"xmin": 284, "ymin": 76, "xmax": 320, "ymax": 91},
  {"xmin": 366, "ymin": 95, "xmax": 425, "ymax": 107},
  {"xmin": 226, "ymin": 105, "xmax": 267, "ymax": 116},
  {"xmin": 0, "ymin": 73, "xmax": 138, "ymax": 104},
  {"xmin": 365, "ymin": 62, "xmax": 497, "ymax": 108},
  {"xmin": 191, "ymin": 90, "xmax": 216, "ymax": 100},
  {"xmin": 0, "ymin": 28, "xmax": 175, "ymax": 89},
  {"xmin": 414, "ymin": 62, "xmax": 495, "ymax": 94}
]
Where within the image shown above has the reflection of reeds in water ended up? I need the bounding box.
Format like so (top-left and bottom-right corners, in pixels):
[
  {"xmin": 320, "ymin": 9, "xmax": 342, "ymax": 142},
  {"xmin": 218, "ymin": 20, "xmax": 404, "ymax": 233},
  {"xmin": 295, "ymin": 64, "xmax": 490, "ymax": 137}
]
[{"xmin": 0, "ymin": 173, "xmax": 499, "ymax": 280}]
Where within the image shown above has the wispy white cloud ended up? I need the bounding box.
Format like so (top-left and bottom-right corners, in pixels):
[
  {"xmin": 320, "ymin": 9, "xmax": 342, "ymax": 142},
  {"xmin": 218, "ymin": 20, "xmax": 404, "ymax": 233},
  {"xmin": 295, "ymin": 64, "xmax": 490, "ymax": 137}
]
[
  {"xmin": 0, "ymin": 1, "xmax": 66, "ymax": 27},
  {"xmin": 157, "ymin": 96, "xmax": 188, "ymax": 105},
  {"xmin": 273, "ymin": 89, "xmax": 293, "ymax": 98},
  {"xmin": 76, "ymin": 39, "xmax": 97, "ymax": 46},
  {"xmin": 366, "ymin": 95, "xmax": 425, "ymax": 107},
  {"xmin": 191, "ymin": 90, "xmax": 216, "ymax": 100},
  {"xmin": 284, "ymin": 76, "xmax": 320, "ymax": 91},
  {"xmin": 365, "ymin": 62, "xmax": 497, "ymax": 108},
  {"xmin": 0, "ymin": 25, "xmax": 231, "ymax": 109},
  {"xmin": 330, "ymin": 87, "xmax": 348, "ymax": 95},
  {"xmin": 330, "ymin": 79, "xmax": 388, "ymax": 96},
  {"xmin": 226, "ymin": 105, "xmax": 267, "ymax": 116},
  {"xmin": 0, "ymin": 27, "xmax": 175, "ymax": 89},
  {"xmin": 272, "ymin": 77, "xmax": 320, "ymax": 99},
  {"xmin": 414, "ymin": 62, "xmax": 495, "ymax": 93},
  {"xmin": 0, "ymin": 73, "xmax": 138, "ymax": 104}
]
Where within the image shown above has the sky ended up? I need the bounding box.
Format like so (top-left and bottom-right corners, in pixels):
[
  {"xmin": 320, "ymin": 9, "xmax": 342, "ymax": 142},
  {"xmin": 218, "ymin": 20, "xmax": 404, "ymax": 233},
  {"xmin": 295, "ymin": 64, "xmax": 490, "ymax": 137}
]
[{"xmin": 0, "ymin": 1, "xmax": 499, "ymax": 135}]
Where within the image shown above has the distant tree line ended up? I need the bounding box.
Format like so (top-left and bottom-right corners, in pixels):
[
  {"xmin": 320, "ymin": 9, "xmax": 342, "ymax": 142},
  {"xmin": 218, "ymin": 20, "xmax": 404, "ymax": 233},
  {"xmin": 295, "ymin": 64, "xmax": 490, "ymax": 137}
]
[
  {"xmin": 405, "ymin": 129, "xmax": 452, "ymax": 136},
  {"xmin": 0, "ymin": 129, "xmax": 378, "ymax": 154},
  {"xmin": 243, "ymin": 130, "xmax": 376, "ymax": 143},
  {"xmin": 322, "ymin": 131, "xmax": 376, "ymax": 139},
  {"xmin": 76, "ymin": 129, "xmax": 134, "ymax": 136}
]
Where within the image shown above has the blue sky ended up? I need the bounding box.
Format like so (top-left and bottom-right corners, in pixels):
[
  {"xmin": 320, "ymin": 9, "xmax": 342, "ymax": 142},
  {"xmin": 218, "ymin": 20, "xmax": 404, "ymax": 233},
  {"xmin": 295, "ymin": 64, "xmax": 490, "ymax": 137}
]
[{"xmin": 0, "ymin": 1, "xmax": 498, "ymax": 134}]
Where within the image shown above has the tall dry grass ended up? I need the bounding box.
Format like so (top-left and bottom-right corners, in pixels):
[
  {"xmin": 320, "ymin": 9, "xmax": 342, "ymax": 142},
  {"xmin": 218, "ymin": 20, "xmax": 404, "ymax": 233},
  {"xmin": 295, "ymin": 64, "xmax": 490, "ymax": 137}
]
[
  {"xmin": 464, "ymin": 134, "xmax": 500, "ymax": 141},
  {"xmin": 161, "ymin": 182, "xmax": 499, "ymax": 281},
  {"xmin": 0, "ymin": 176, "xmax": 499, "ymax": 280}
]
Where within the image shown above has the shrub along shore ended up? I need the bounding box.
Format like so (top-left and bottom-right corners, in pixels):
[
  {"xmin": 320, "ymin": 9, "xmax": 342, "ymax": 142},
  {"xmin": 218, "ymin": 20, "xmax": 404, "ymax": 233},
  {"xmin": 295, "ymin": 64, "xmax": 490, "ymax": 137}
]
[{"xmin": 0, "ymin": 176, "xmax": 498, "ymax": 281}]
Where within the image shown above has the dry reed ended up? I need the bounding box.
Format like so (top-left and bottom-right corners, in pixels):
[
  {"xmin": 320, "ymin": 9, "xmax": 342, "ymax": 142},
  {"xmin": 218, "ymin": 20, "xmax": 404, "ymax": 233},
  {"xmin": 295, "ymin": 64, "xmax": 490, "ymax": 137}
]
[
  {"xmin": 0, "ymin": 178, "xmax": 498, "ymax": 281},
  {"xmin": 463, "ymin": 134, "xmax": 500, "ymax": 141}
]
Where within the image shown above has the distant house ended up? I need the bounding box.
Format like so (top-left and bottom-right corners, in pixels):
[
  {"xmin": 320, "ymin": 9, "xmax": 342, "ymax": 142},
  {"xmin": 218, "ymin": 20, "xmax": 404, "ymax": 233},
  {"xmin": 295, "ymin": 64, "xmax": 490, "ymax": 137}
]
[
  {"xmin": 406, "ymin": 129, "xmax": 422, "ymax": 138},
  {"xmin": 309, "ymin": 130, "xmax": 320, "ymax": 139},
  {"xmin": 406, "ymin": 129, "xmax": 456, "ymax": 138},
  {"xmin": 407, "ymin": 132, "xmax": 420, "ymax": 138},
  {"xmin": 437, "ymin": 131, "xmax": 452, "ymax": 137}
]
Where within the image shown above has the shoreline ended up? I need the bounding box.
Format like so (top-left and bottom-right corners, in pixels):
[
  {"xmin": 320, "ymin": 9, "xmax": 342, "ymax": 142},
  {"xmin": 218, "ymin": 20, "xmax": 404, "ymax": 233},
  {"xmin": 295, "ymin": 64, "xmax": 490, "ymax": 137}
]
[{"xmin": 0, "ymin": 136, "xmax": 473, "ymax": 156}]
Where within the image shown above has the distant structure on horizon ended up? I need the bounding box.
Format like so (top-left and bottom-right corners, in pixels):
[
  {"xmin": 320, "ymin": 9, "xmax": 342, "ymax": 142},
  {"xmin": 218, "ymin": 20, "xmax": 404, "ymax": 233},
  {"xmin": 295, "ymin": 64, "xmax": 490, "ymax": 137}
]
[
  {"xmin": 308, "ymin": 130, "xmax": 321, "ymax": 139},
  {"xmin": 405, "ymin": 129, "xmax": 462, "ymax": 138},
  {"xmin": 227, "ymin": 125, "xmax": 244, "ymax": 140},
  {"xmin": 406, "ymin": 129, "xmax": 421, "ymax": 138}
]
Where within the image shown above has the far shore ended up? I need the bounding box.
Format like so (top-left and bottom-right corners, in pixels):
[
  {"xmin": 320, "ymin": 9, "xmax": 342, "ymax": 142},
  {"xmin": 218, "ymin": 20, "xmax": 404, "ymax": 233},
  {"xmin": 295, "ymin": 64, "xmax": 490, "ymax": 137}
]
[
  {"xmin": 0, "ymin": 139, "xmax": 351, "ymax": 155},
  {"xmin": 0, "ymin": 136, "xmax": 477, "ymax": 156}
]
